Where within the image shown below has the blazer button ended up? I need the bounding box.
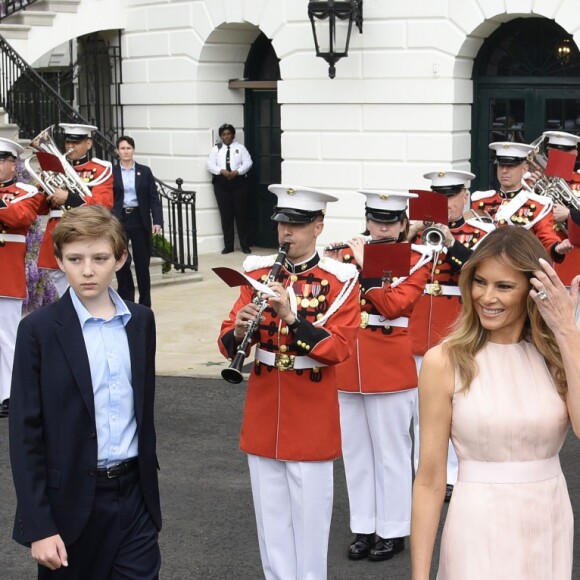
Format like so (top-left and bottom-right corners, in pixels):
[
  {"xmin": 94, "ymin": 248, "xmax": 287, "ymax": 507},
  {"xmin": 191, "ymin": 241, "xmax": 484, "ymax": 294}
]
[
  {"xmin": 88, "ymin": 468, "xmax": 96, "ymax": 476},
  {"xmin": 90, "ymin": 432, "xmax": 96, "ymax": 439}
]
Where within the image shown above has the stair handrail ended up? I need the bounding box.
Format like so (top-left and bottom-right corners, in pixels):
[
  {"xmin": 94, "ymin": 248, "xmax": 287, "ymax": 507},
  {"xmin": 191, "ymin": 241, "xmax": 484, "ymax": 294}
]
[{"xmin": 0, "ymin": 0, "xmax": 39, "ymax": 23}]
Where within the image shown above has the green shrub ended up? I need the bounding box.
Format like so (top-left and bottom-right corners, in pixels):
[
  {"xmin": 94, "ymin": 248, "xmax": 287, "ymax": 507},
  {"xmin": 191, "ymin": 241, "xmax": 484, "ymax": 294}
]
[{"xmin": 152, "ymin": 234, "xmax": 173, "ymax": 274}]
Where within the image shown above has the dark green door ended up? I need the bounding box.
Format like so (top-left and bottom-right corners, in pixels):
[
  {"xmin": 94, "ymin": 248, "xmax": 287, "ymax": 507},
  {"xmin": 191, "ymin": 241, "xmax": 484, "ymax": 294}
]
[
  {"xmin": 473, "ymin": 85, "xmax": 580, "ymax": 191},
  {"xmin": 471, "ymin": 17, "xmax": 580, "ymax": 192},
  {"xmin": 245, "ymin": 89, "xmax": 281, "ymax": 248}
]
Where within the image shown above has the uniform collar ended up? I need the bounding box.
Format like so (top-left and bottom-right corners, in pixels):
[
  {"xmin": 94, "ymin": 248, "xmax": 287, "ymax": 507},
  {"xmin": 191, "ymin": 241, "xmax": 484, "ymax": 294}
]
[
  {"xmin": 284, "ymin": 252, "xmax": 320, "ymax": 274},
  {"xmin": 0, "ymin": 178, "xmax": 15, "ymax": 188},
  {"xmin": 448, "ymin": 216, "xmax": 465, "ymax": 228},
  {"xmin": 72, "ymin": 155, "xmax": 90, "ymax": 166},
  {"xmin": 499, "ymin": 187, "xmax": 523, "ymax": 200}
]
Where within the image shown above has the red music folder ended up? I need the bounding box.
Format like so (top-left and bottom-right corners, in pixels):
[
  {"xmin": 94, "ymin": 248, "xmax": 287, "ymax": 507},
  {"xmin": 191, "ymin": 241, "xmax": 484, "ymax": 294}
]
[
  {"xmin": 408, "ymin": 189, "xmax": 448, "ymax": 223},
  {"xmin": 545, "ymin": 149, "xmax": 576, "ymax": 181},
  {"xmin": 362, "ymin": 242, "xmax": 411, "ymax": 279},
  {"xmin": 35, "ymin": 151, "xmax": 66, "ymax": 174}
]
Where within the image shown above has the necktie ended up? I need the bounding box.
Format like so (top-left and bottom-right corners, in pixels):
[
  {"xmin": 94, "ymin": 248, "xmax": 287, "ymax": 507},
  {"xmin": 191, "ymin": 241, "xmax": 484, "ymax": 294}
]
[{"xmin": 226, "ymin": 146, "xmax": 231, "ymax": 171}]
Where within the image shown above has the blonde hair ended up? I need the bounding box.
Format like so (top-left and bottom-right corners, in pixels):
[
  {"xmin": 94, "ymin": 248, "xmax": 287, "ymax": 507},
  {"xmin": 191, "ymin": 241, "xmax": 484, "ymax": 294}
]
[
  {"xmin": 445, "ymin": 227, "xmax": 567, "ymax": 397},
  {"xmin": 52, "ymin": 205, "xmax": 127, "ymax": 260}
]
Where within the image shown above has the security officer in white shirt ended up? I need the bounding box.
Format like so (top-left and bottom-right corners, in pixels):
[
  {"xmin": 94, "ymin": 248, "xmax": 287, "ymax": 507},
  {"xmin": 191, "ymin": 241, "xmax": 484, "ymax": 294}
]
[{"xmin": 207, "ymin": 123, "xmax": 253, "ymax": 254}]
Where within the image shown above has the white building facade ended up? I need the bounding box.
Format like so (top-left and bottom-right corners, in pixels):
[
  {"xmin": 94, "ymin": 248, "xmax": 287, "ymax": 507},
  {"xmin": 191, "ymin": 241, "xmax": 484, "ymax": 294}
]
[{"xmin": 4, "ymin": 0, "xmax": 580, "ymax": 253}]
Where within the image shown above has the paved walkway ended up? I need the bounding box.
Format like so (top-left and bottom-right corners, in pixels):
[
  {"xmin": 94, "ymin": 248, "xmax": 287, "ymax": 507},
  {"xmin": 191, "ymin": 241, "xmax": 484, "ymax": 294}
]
[{"xmin": 150, "ymin": 247, "xmax": 273, "ymax": 378}]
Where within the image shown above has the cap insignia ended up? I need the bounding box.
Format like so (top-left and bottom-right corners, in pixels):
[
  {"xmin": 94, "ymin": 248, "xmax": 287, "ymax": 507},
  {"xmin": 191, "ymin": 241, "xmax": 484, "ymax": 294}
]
[{"xmin": 287, "ymin": 188, "xmax": 296, "ymax": 195}]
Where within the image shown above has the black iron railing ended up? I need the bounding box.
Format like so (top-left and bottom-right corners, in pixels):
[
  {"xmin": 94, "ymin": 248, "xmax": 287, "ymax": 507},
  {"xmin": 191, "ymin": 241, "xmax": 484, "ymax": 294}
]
[
  {"xmin": 0, "ymin": 0, "xmax": 38, "ymax": 22},
  {"xmin": 154, "ymin": 178, "xmax": 198, "ymax": 272}
]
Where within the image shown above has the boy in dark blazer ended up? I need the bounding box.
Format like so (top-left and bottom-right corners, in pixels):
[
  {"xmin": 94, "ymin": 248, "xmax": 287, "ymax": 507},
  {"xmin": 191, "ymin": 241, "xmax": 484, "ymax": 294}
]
[
  {"xmin": 112, "ymin": 136, "xmax": 163, "ymax": 308},
  {"xmin": 9, "ymin": 205, "xmax": 162, "ymax": 579}
]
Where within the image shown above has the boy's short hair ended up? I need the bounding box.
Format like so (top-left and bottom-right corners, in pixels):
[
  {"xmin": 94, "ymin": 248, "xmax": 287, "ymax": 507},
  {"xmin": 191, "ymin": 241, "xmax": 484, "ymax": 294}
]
[
  {"xmin": 116, "ymin": 135, "xmax": 135, "ymax": 149},
  {"xmin": 52, "ymin": 205, "xmax": 127, "ymax": 260}
]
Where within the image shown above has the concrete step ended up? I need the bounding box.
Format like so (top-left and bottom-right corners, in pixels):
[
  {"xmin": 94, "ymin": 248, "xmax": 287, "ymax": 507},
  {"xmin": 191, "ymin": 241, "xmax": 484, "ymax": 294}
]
[
  {"xmin": 133, "ymin": 257, "xmax": 204, "ymax": 289},
  {"xmin": 0, "ymin": 23, "xmax": 31, "ymax": 40},
  {"xmin": 34, "ymin": 0, "xmax": 81, "ymax": 13},
  {"xmin": 8, "ymin": 10, "xmax": 56, "ymax": 26}
]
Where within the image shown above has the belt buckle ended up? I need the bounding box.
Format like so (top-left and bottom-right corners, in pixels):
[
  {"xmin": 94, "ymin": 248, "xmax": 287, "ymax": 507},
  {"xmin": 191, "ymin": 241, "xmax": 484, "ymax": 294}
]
[
  {"xmin": 106, "ymin": 465, "xmax": 116, "ymax": 479},
  {"xmin": 274, "ymin": 353, "xmax": 295, "ymax": 371},
  {"xmin": 427, "ymin": 282, "xmax": 442, "ymax": 296},
  {"xmin": 360, "ymin": 311, "xmax": 369, "ymax": 329}
]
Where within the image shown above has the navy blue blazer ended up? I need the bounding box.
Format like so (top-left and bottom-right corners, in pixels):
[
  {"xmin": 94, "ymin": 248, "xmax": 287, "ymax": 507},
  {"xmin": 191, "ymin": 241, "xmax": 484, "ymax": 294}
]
[
  {"xmin": 9, "ymin": 291, "xmax": 162, "ymax": 546},
  {"xmin": 112, "ymin": 162, "xmax": 164, "ymax": 230}
]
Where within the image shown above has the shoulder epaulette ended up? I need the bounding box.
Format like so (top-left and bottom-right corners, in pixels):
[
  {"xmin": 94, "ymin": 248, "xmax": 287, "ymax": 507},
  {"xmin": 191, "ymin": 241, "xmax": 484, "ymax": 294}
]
[
  {"xmin": 318, "ymin": 257, "xmax": 358, "ymax": 282},
  {"xmin": 91, "ymin": 158, "xmax": 112, "ymax": 170},
  {"xmin": 471, "ymin": 189, "xmax": 496, "ymax": 202},
  {"xmin": 243, "ymin": 254, "xmax": 277, "ymax": 273}
]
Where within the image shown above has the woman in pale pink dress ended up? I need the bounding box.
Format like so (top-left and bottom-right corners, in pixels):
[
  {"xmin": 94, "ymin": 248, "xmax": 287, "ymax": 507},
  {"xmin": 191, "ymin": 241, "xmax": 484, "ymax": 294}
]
[{"xmin": 411, "ymin": 227, "xmax": 580, "ymax": 580}]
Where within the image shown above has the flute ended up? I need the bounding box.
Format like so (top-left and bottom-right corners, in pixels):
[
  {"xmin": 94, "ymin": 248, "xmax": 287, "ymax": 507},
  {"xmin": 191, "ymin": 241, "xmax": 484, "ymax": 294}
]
[{"xmin": 324, "ymin": 236, "xmax": 398, "ymax": 252}]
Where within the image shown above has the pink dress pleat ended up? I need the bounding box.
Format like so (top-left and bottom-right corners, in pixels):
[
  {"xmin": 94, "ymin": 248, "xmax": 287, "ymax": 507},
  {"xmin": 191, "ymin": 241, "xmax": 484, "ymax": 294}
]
[{"xmin": 437, "ymin": 341, "xmax": 573, "ymax": 580}]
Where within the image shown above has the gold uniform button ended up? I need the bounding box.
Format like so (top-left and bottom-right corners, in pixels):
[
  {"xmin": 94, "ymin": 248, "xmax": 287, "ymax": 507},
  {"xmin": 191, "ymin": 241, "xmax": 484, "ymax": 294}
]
[
  {"xmin": 434, "ymin": 269, "xmax": 440, "ymax": 274},
  {"xmin": 279, "ymin": 345, "xmax": 288, "ymax": 353},
  {"xmin": 360, "ymin": 299, "xmax": 366, "ymax": 306},
  {"xmin": 281, "ymin": 327, "xmax": 289, "ymax": 336},
  {"xmin": 344, "ymin": 254, "xmax": 351, "ymax": 261},
  {"xmin": 316, "ymin": 313, "xmax": 324, "ymax": 320},
  {"xmin": 318, "ymin": 295, "xmax": 325, "ymax": 303},
  {"xmin": 305, "ymin": 345, "xmax": 311, "ymax": 351},
  {"xmin": 310, "ymin": 298, "xmax": 318, "ymax": 308},
  {"xmin": 321, "ymin": 280, "xmax": 329, "ymax": 286},
  {"xmin": 530, "ymin": 204, "xmax": 536, "ymax": 210},
  {"xmin": 290, "ymin": 275, "xmax": 298, "ymax": 282},
  {"xmin": 301, "ymin": 298, "xmax": 310, "ymax": 308}
]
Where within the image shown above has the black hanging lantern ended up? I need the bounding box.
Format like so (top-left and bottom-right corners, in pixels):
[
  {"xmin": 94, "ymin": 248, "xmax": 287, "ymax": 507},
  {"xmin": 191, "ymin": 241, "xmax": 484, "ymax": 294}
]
[{"xmin": 308, "ymin": 0, "xmax": 363, "ymax": 79}]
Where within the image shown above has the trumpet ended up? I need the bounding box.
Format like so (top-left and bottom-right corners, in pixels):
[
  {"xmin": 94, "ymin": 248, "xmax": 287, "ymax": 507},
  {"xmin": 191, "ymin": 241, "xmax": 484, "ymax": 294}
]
[
  {"xmin": 421, "ymin": 224, "xmax": 447, "ymax": 252},
  {"xmin": 324, "ymin": 236, "xmax": 398, "ymax": 251},
  {"xmin": 222, "ymin": 243, "xmax": 290, "ymax": 384},
  {"xmin": 25, "ymin": 125, "xmax": 93, "ymax": 201}
]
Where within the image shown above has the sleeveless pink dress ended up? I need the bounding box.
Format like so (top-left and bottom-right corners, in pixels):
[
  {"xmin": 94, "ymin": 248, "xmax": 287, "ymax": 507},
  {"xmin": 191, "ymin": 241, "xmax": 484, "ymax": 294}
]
[{"xmin": 437, "ymin": 340, "xmax": 573, "ymax": 580}]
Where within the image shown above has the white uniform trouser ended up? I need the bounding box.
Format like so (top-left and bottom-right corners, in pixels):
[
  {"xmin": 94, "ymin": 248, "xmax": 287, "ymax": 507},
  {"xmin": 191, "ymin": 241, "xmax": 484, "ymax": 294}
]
[
  {"xmin": 338, "ymin": 389, "xmax": 416, "ymax": 539},
  {"xmin": 0, "ymin": 297, "xmax": 22, "ymax": 403},
  {"xmin": 247, "ymin": 454, "xmax": 334, "ymax": 580},
  {"xmin": 414, "ymin": 354, "xmax": 458, "ymax": 485},
  {"xmin": 45, "ymin": 269, "xmax": 68, "ymax": 297}
]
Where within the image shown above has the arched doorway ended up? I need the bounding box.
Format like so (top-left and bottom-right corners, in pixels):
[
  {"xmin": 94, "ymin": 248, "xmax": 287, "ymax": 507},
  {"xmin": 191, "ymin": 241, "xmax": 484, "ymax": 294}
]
[
  {"xmin": 472, "ymin": 17, "xmax": 580, "ymax": 191},
  {"xmin": 243, "ymin": 33, "xmax": 281, "ymax": 249}
]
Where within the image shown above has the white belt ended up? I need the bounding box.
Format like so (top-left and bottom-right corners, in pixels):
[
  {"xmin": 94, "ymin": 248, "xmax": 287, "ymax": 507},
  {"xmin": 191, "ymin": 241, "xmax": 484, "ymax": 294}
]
[
  {"xmin": 255, "ymin": 348, "xmax": 327, "ymax": 371},
  {"xmin": 49, "ymin": 210, "xmax": 64, "ymax": 218},
  {"xmin": 366, "ymin": 314, "xmax": 409, "ymax": 328},
  {"xmin": 424, "ymin": 284, "xmax": 461, "ymax": 297},
  {"xmin": 0, "ymin": 233, "xmax": 26, "ymax": 244},
  {"xmin": 458, "ymin": 456, "xmax": 561, "ymax": 484}
]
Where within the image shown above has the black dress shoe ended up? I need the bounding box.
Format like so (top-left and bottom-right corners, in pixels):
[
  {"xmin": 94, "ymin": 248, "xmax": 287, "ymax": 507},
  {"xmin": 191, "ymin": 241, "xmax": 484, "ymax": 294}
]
[
  {"xmin": 444, "ymin": 484, "xmax": 454, "ymax": 502},
  {"xmin": 241, "ymin": 247, "xmax": 252, "ymax": 254},
  {"xmin": 368, "ymin": 536, "xmax": 405, "ymax": 561},
  {"xmin": 221, "ymin": 248, "xmax": 234, "ymax": 255},
  {"xmin": 347, "ymin": 533, "xmax": 374, "ymax": 560},
  {"xmin": 0, "ymin": 399, "xmax": 9, "ymax": 419}
]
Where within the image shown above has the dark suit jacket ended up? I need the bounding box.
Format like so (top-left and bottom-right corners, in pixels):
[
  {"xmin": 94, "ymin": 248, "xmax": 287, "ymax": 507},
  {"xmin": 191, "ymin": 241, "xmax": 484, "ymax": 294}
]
[
  {"xmin": 9, "ymin": 291, "xmax": 162, "ymax": 547},
  {"xmin": 112, "ymin": 162, "xmax": 164, "ymax": 230}
]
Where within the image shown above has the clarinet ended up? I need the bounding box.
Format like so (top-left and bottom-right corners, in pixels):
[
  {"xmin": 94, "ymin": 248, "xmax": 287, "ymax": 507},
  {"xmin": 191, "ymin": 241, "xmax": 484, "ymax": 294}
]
[
  {"xmin": 221, "ymin": 243, "xmax": 290, "ymax": 384},
  {"xmin": 324, "ymin": 236, "xmax": 398, "ymax": 251}
]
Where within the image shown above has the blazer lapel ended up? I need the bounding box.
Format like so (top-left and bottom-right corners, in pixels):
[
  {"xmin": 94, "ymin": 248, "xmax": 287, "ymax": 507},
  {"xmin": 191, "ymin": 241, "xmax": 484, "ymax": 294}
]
[
  {"xmin": 54, "ymin": 292, "xmax": 96, "ymax": 419},
  {"xmin": 126, "ymin": 311, "xmax": 146, "ymax": 424}
]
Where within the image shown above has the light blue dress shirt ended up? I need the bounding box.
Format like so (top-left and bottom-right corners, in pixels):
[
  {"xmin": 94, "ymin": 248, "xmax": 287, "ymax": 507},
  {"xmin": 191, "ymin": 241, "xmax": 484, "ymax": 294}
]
[
  {"xmin": 121, "ymin": 162, "xmax": 138, "ymax": 208},
  {"xmin": 70, "ymin": 287, "xmax": 139, "ymax": 467}
]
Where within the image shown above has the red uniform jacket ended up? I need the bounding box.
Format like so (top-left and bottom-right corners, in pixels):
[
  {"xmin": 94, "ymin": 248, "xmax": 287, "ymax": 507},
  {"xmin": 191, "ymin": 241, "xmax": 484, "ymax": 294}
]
[
  {"xmin": 219, "ymin": 253, "xmax": 360, "ymax": 461},
  {"xmin": 471, "ymin": 188, "xmax": 562, "ymax": 261},
  {"xmin": 409, "ymin": 216, "xmax": 495, "ymax": 355},
  {"xmin": 0, "ymin": 181, "xmax": 44, "ymax": 299},
  {"xmin": 38, "ymin": 156, "xmax": 113, "ymax": 270},
  {"xmin": 554, "ymin": 185, "xmax": 580, "ymax": 285},
  {"xmin": 334, "ymin": 244, "xmax": 432, "ymax": 394}
]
